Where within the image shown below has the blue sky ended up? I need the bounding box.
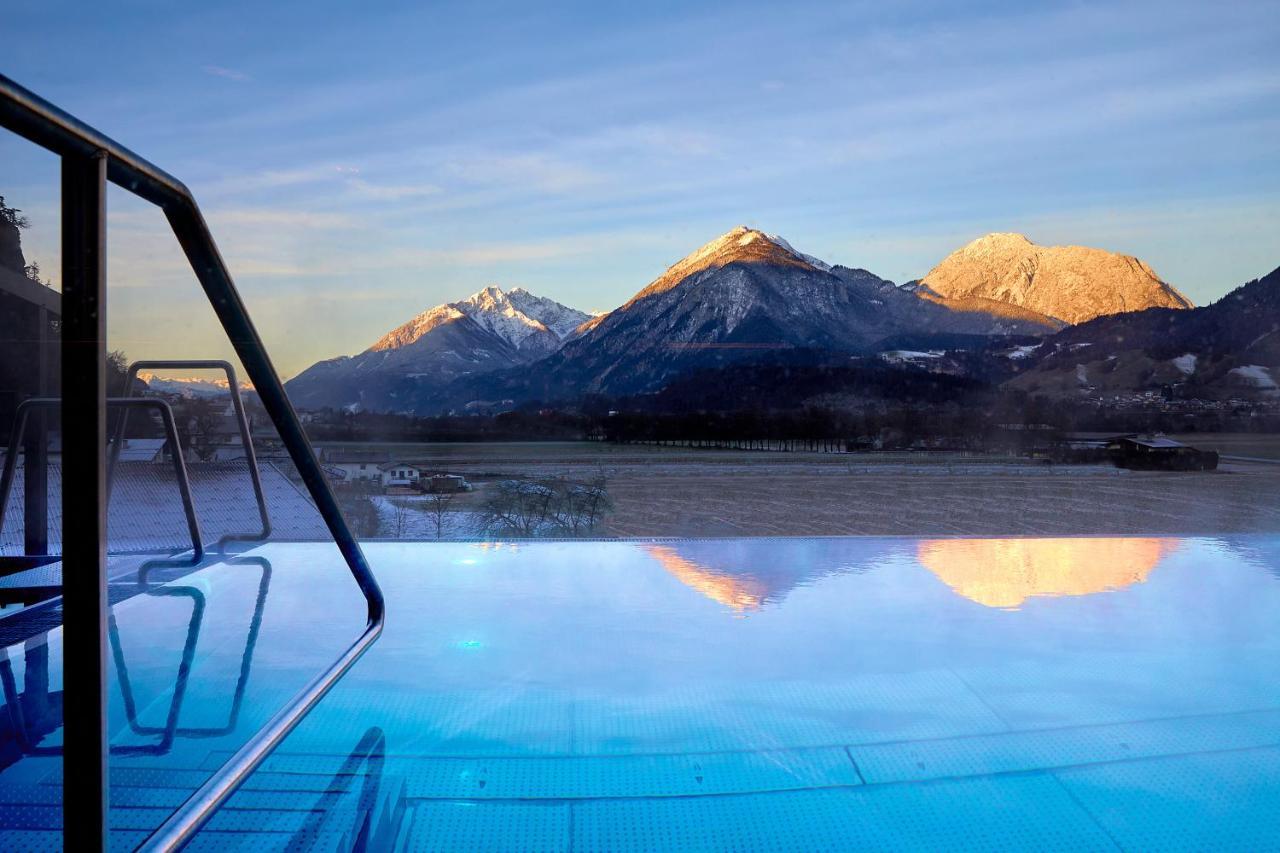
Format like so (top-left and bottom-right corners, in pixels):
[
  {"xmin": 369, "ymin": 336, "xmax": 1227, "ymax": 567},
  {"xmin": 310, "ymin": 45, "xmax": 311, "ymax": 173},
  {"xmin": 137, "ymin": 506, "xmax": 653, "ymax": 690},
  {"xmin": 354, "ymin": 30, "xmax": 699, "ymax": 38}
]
[{"xmin": 3, "ymin": 0, "xmax": 1278, "ymax": 376}]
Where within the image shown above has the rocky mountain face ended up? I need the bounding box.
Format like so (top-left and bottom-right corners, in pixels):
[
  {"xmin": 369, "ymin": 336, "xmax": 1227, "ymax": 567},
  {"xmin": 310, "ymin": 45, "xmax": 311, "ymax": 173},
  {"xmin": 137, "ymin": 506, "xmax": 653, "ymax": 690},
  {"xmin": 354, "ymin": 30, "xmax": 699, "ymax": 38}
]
[
  {"xmin": 1006, "ymin": 266, "xmax": 1280, "ymax": 398},
  {"xmin": 286, "ymin": 225, "xmax": 1222, "ymax": 414},
  {"xmin": 369, "ymin": 285, "xmax": 588, "ymax": 358},
  {"xmin": 285, "ymin": 286, "xmax": 588, "ymax": 411},
  {"xmin": 920, "ymin": 233, "xmax": 1192, "ymax": 325},
  {"xmin": 476, "ymin": 227, "xmax": 1055, "ymax": 401}
]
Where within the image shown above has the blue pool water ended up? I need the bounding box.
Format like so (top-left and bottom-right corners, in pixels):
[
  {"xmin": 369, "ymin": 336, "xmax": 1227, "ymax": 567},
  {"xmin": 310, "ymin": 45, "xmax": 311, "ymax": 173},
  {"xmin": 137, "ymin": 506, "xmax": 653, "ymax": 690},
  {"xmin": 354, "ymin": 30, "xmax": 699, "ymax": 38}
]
[{"xmin": 3, "ymin": 536, "xmax": 1280, "ymax": 850}]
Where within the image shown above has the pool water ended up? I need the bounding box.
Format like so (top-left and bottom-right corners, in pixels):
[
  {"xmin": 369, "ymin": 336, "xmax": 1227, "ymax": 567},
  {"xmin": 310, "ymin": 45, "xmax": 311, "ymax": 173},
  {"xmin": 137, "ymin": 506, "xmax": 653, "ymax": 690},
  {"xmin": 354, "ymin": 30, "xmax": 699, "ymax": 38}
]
[{"xmin": 3, "ymin": 536, "xmax": 1280, "ymax": 850}]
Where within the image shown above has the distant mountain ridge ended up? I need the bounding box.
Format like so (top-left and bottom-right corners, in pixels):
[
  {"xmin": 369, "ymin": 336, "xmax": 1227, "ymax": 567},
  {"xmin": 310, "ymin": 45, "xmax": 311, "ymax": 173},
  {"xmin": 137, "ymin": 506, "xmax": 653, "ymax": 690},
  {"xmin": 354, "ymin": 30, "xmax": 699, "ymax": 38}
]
[
  {"xmin": 1007, "ymin": 265, "xmax": 1280, "ymax": 398},
  {"xmin": 286, "ymin": 285, "xmax": 588, "ymax": 411},
  {"xmin": 920, "ymin": 232, "xmax": 1192, "ymax": 325},
  {"xmin": 370, "ymin": 285, "xmax": 588, "ymax": 358},
  {"xmin": 137, "ymin": 373, "xmax": 255, "ymax": 398},
  {"xmin": 509, "ymin": 226, "xmax": 1053, "ymax": 400},
  {"xmin": 286, "ymin": 226, "xmax": 1199, "ymax": 414}
]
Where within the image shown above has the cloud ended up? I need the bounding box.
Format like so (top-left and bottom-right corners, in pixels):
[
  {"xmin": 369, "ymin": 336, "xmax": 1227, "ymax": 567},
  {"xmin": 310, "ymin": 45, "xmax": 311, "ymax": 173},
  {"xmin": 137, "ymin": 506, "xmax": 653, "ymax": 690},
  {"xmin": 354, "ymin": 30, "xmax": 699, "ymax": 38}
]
[
  {"xmin": 202, "ymin": 65, "xmax": 252, "ymax": 83},
  {"xmin": 389, "ymin": 229, "xmax": 668, "ymax": 268},
  {"xmin": 345, "ymin": 178, "xmax": 443, "ymax": 201},
  {"xmin": 198, "ymin": 164, "xmax": 354, "ymax": 197},
  {"xmin": 209, "ymin": 208, "xmax": 357, "ymax": 229},
  {"xmin": 445, "ymin": 153, "xmax": 603, "ymax": 193}
]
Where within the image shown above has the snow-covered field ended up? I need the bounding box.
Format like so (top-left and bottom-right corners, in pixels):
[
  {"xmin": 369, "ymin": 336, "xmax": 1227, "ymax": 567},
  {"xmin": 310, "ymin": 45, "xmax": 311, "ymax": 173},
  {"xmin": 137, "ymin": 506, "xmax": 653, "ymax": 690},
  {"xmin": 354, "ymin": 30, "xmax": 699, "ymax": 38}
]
[{"xmin": 371, "ymin": 496, "xmax": 484, "ymax": 539}]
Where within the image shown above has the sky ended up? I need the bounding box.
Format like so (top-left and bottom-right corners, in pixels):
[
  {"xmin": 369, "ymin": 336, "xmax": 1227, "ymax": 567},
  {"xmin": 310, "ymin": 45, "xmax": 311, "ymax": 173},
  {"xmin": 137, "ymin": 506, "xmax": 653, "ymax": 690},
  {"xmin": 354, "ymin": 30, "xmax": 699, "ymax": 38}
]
[{"xmin": 2, "ymin": 0, "xmax": 1278, "ymax": 377}]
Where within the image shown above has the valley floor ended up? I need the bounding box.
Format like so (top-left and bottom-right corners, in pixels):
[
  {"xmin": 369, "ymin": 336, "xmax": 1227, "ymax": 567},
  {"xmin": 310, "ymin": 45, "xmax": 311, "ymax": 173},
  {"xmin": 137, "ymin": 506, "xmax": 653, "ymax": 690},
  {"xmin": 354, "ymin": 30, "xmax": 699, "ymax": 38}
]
[{"xmin": 320, "ymin": 440, "xmax": 1280, "ymax": 539}]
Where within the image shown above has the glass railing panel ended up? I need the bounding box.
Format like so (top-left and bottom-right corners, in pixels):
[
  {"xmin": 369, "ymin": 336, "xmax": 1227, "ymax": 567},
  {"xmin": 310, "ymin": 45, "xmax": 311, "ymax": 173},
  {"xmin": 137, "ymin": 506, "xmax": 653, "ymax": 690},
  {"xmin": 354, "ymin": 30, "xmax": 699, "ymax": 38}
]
[
  {"xmin": 0, "ymin": 124, "xmax": 65, "ymax": 846},
  {"xmin": 93, "ymin": 184, "xmax": 371, "ymax": 845},
  {"xmin": 0, "ymin": 82, "xmax": 381, "ymax": 849}
]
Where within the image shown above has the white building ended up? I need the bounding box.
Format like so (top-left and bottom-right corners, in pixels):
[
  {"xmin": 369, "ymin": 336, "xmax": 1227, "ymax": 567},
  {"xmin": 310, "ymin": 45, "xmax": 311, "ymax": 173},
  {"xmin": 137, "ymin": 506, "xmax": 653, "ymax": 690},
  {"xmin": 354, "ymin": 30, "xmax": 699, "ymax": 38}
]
[
  {"xmin": 320, "ymin": 450, "xmax": 388, "ymax": 482},
  {"xmin": 379, "ymin": 462, "xmax": 421, "ymax": 488}
]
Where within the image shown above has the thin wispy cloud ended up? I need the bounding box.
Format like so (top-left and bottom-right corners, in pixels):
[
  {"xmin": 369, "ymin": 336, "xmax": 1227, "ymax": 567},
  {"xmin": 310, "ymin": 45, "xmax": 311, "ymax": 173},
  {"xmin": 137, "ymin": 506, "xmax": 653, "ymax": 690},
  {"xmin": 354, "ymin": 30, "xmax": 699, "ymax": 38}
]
[
  {"xmin": 202, "ymin": 64, "xmax": 252, "ymax": 83},
  {"xmin": 346, "ymin": 178, "xmax": 443, "ymax": 201},
  {"xmin": 209, "ymin": 208, "xmax": 356, "ymax": 229},
  {"xmin": 445, "ymin": 153, "xmax": 603, "ymax": 194}
]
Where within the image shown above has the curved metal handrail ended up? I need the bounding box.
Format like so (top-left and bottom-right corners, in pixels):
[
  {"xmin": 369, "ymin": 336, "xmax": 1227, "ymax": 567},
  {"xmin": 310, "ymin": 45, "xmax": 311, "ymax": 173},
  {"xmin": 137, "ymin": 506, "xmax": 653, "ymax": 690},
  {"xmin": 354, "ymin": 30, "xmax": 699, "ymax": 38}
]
[
  {"xmin": 0, "ymin": 397, "xmax": 205, "ymax": 561},
  {"xmin": 113, "ymin": 359, "xmax": 272, "ymax": 550},
  {"xmin": 0, "ymin": 73, "xmax": 384, "ymax": 851}
]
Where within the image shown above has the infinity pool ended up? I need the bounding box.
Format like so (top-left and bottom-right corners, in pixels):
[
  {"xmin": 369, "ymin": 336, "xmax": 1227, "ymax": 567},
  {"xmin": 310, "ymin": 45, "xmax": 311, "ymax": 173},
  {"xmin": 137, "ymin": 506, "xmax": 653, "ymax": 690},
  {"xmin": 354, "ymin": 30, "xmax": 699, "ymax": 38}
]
[{"xmin": 3, "ymin": 536, "xmax": 1280, "ymax": 850}]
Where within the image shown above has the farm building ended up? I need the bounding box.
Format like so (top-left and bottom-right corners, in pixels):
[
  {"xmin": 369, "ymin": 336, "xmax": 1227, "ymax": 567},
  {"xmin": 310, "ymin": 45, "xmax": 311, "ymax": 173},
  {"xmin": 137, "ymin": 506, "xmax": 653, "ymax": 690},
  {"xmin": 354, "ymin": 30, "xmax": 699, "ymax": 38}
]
[
  {"xmin": 379, "ymin": 462, "xmax": 421, "ymax": 488},
  {"xmin": 320, "ymin": 449, "xmax": 389, "ymax": 482},
  {"xmin": 1106, "ymin": 435, "xmax": 1219, "ymax": 471}
]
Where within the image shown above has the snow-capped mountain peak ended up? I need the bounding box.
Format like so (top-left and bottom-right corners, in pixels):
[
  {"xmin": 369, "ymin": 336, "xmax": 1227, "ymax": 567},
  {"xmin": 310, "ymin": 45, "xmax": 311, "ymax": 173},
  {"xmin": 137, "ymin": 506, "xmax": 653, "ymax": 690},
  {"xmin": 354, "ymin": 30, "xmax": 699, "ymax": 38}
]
[
  {"xmin": 136, "ymin": 372, "xmax": 254, "ymax": 398},
  {"xmin": 457, "ymin": 285, "xmax": 590, "ymax": 350},
  {"xmin": 627, "ymin": 226, "xmax": 829, "ymax": 306},
  {"xmin": 457, "ymin": 285, "xmax": 552, "ymax": 350},
  {"xmin": 505, "ymin": 287, "xmax": 592, "ymax": 338},
  {"xmin": 367, "ymin": 285, "xmax": 589, "ymax": 357},
  {"xmin": 368, "ymin": 304, "xmax": 467, "ymax": 352},
  {"xmin": 763, "ymin": 233, "xmax": 832, "ymax": 271}
]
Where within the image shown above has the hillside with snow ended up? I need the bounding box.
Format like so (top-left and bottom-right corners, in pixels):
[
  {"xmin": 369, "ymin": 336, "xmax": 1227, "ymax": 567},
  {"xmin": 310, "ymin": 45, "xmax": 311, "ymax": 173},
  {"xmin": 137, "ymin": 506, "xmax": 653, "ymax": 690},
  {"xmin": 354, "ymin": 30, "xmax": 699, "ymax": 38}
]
[
  {"xmin": 285, "ymin": 286, "xmax": 588, "ymax": 411},
  {"xmin": 285, "ymin": 225, "xmax": 1249, "ymax": 414}
]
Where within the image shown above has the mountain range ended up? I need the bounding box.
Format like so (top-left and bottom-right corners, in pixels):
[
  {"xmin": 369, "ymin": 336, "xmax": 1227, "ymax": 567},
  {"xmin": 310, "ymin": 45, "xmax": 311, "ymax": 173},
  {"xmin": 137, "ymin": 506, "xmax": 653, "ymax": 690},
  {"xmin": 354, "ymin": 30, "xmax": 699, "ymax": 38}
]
[
  {"xmin": 1007, "ymin": 265, "xmax": 1280, "ymax": 398},
  {"xmin": 287, "ymin": 285, "xmax": 590, "ymax": 411},
  {"xmin": 283, "ymin": 226, "xmax": 1267, "ymax": 414}
]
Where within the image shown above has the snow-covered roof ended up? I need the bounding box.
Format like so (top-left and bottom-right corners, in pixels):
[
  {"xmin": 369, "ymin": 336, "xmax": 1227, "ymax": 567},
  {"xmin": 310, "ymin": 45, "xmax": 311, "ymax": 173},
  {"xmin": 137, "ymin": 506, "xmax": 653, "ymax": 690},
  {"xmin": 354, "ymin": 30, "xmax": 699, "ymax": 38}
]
[
  {"xmin": 1121, "ymin": 436, "xmax": 1187, "ymax": 449},
  {"xmin": 377, "ymin": 461, "xmax": 420, "ymax": 472},
  {"xmin": 323, "ymin": 450, "xmax": 389, "ymax": 464}
]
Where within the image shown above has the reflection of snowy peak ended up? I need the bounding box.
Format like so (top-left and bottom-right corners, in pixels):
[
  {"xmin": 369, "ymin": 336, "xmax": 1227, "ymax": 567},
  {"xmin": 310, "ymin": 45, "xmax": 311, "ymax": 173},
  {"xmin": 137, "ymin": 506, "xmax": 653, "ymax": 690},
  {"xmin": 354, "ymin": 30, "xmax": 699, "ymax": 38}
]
[{"xmin": 137, "ymin": 373, "xmax": 253, "ymax": 398}]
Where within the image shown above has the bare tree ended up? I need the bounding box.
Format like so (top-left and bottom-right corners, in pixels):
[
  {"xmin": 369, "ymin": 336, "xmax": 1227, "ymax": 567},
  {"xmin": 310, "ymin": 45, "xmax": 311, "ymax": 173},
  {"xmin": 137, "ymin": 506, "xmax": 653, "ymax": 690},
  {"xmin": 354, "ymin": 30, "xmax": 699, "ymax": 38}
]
[
  {"xmin": 335, "ymin": 490, "xmax": 380, "ymax": 538},
  {"xmin": 547, "ymin": 475, "xmax": 613, "ymax": 535},
  {"xmin": 480, "ymin": 479, "xmax": 555, "ymax": 537},
  {"xmin": 423, "ymin": 490, "xmax": 456, "ymax": 540},
  {"xmin": 387, "ymin": 499, "xmax": 413, "ymax": 538},
  {"xmin": 481, "ymin": 475, "xmax": 613, "ymax": 538}
]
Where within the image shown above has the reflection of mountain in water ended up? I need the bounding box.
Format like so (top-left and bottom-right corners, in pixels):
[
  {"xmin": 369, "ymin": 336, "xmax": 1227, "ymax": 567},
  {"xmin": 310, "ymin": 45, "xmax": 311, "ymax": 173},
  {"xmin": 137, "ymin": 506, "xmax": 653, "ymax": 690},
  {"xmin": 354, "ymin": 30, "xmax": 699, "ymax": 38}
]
[
  {"xmin": 1213, "ymin": 538, "xmax": 1280, "ymax": 582},
  {"xmin": 917, "ymin": 537, "xmax": 1179, "ymax": 608},
  {"xmin": 645, "ymin": 539, "xmax": 905, "ymax": 612}
]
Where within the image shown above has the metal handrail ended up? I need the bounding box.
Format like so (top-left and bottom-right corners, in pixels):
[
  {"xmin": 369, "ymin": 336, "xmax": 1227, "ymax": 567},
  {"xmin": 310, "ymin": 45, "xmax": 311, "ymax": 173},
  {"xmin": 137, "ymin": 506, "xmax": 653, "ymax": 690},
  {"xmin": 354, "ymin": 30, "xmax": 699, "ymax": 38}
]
[
  {"xmin": 0, "ymin": 397, "xmax": 205, "ymax": 560},
  {"xmin": 287, "ymin": 726, "xmax": 387, "ymax": 849},
  {"xmin": 118, "ymin": 556, "xmax": 272, "ymax": 741},
  {"xmin": 112, "ymin": 359, "xmax": 272, "ymax": 549},
  {"xmin": 0, "ymin": 73, "xmax": 384, "ymax": 850}
]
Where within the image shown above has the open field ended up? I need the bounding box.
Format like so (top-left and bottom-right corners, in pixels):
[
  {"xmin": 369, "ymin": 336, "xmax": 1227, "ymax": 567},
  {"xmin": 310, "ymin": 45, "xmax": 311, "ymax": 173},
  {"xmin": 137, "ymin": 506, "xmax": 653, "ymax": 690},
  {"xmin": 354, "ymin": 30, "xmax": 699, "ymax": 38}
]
[
  {"xmin": 1169, "ymin": 433, "xmax": 1280, "ymax": 462},
  {"xmin": 318, "ymin": 441, "xmax": 1280, "ymax": 538},
  {"xmin": 604, "ymin": 466, "xmax": 1280, "ymax": 537}
]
